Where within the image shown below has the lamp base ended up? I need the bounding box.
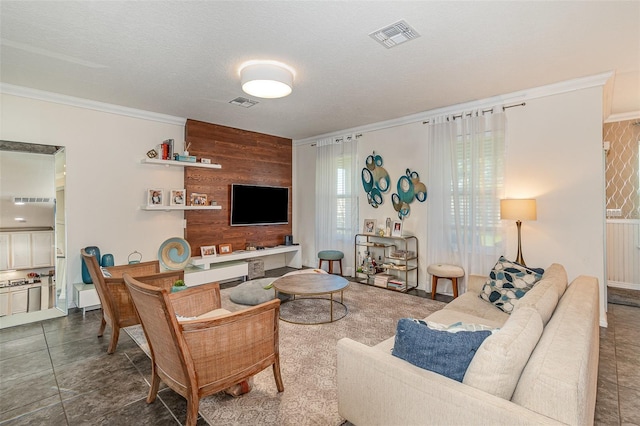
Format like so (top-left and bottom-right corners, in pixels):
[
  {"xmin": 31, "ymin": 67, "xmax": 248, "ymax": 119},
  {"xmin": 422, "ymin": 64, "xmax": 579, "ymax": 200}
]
[{"xmin": 514, "ymin": 220, "xmax": 526, "ymax": 266}]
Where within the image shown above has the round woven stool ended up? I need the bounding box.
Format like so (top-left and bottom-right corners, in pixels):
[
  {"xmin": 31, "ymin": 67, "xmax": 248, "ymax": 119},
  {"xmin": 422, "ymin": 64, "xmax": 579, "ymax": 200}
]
[
  {"xmin": 427, "ymin": 263, "xmax": 464, "ymax": 299},
  {"xmin": 317, "ymin": 250, "xmax": 344, "ymax": 275}
]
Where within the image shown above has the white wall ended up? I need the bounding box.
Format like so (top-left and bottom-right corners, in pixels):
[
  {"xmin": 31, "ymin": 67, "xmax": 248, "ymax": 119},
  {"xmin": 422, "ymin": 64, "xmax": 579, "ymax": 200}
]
[
  {"xmin": 294, "ymin": 85, "xmax": 607, "ymax": 325},
  {"xmin": 506, "ymin": 86, "xmax": 606, "ymax": 323},
  {"xmin": 1, "ymin": 94, "xmax": 186, "ymax": 305},
  {"xmin": 356, "ymin": 122, "xmax": 428, "ymax": 287}
]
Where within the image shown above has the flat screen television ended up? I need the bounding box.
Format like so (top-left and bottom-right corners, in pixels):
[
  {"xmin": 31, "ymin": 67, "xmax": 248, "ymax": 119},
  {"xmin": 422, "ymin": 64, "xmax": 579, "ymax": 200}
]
[{"xmin": 230, "ymin": 184, "xmax": 289, "ymax": 226}]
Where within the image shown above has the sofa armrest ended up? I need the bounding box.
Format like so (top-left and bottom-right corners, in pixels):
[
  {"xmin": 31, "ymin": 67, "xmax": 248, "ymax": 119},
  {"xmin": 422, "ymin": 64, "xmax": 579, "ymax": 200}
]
[
  {"xmin": 466, "ymin": 274, "xmax": 487, "ymax": 294},
  {"xmin": 337, "ymin": 338, "xmax": 563, "ymax": 425}
]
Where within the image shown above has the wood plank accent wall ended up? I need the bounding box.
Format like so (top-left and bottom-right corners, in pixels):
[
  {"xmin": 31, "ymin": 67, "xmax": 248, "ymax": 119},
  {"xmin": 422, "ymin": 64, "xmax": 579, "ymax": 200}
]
[{"xmin": 184, "ymin": 119, "xmax": 292, "ymax": 255}]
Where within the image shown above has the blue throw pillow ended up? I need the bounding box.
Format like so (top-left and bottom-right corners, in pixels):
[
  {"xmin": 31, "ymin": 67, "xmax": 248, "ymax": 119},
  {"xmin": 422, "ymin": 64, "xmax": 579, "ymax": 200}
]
[{"xmin": 391, "ymin": 319, "xmax": 492, "ymax": 382}]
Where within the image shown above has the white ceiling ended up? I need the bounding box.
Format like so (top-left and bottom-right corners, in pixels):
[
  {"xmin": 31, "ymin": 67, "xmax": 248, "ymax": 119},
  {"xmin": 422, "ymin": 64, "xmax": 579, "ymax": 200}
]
[{"xmin": 1, "ymin": 1, "xmax": 639, "ymax": 141}]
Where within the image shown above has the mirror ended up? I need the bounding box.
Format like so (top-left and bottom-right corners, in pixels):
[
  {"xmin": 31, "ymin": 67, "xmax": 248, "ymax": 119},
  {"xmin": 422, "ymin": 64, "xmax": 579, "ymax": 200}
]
[{"xmin": 0, "ymin": 141, "xmax": 67, "ymax": 328}]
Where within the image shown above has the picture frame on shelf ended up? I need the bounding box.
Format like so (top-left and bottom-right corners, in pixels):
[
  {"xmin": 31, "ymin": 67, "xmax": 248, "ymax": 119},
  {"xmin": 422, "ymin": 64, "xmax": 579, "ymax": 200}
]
[
  {"xmin": 391, "ymin": 220, "xmax": 403, "ymax": 237},
  {"xmin": 219, "ymin": 243, "xmax": 232, "ymax": 254},
  {"xmin": 170, "ymin": 189, "xmax": 185, "ymax": 206},
  {"xmin": 363, "ymin": 219, "xmax": 377, "ymax": 234},
  {"xmin": 190, "ymin": 192, "xmax": 207, "ymax": 206},
  {"xmin": 200, "ymin": 245, "xmax": 217, "ymax": 257},
  {"xmin": 147, "ymin": 188, "xmax": 164, "ymax": 206}
]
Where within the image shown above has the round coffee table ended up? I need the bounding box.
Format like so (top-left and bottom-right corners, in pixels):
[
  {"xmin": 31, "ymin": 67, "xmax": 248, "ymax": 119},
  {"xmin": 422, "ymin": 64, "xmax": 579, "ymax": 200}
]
[{"xmin": 272, "ymin": 273, "xmax": 349, "ymax": 324}]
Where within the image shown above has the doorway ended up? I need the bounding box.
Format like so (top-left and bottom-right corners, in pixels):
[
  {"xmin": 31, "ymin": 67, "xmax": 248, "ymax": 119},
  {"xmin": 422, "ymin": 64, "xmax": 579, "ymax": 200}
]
[{"xmin": 0, "ymin": 141, "xmax": 67, "ymax": 328}]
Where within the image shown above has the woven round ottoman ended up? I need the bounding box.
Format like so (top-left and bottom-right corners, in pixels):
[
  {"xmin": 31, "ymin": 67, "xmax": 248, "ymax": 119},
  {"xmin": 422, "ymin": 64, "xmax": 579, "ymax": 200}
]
[
  {"xmin": 427, "ymin": 263, "xmax": 464, "ymax": 299},
  {"xmin": 317, "ymin": 250, "xmax": 344, "ymax": 275}
]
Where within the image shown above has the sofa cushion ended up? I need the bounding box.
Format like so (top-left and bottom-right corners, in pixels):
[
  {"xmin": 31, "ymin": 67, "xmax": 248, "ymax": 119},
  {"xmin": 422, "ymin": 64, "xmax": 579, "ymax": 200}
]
[
  {"xmin": 427, "ymin": 308, "xmax": 507, "ymax": 329},
  {"xmin": 444, "ymin": 292, "xmax": 510, "ymax": 325},
  {"xmin": 462, "ymin": 306, "xmax": 543, "ymax": 400},
  {"xmin": 515, "ymin": 279, "xmax": 559, "ymax": 326},
  {"xmin": 539, "ymin": 263, "xmax": 568, "ymax": 298},
  {"xmin": 479, "ymin": 256, "xmax": 543, "ymax": 313},
  {"xmin": 392, "ymin": 318, "xmax": 492, "ymax": 382}
]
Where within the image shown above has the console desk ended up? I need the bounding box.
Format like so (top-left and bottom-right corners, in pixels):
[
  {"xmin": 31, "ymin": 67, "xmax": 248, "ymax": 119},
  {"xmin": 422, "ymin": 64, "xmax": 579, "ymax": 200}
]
[{"xmin": 185, "ymin": 245, "xmax": 302, "ymax": 286}]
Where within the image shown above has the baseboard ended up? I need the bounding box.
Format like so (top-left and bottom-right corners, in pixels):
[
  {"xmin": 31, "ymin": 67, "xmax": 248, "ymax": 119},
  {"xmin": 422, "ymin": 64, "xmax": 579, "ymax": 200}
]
[{"xmin": 607, "ymin": 281, "xmax": 640, "ymax": 291}]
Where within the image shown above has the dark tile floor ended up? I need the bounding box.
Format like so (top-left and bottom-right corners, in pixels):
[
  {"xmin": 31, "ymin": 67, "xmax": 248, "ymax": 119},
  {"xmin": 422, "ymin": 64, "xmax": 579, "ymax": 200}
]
[{"xmin": 0, "ymin": 272, "xmax": 638, "ymax": 425}]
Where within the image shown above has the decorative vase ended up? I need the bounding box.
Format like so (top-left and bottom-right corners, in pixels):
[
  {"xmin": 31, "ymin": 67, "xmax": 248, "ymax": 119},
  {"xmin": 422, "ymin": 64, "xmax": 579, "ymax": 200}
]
[
  {"xmin": 81, "ymin": 246, "xmax": 101, "ymax": 284},
  {"xmin": 101, "ymin": 253, "xmax": 114, "ymax": 267},
  {"xmin": 171, "ymin": 285, "xmax": 187, "ymax": 293}
]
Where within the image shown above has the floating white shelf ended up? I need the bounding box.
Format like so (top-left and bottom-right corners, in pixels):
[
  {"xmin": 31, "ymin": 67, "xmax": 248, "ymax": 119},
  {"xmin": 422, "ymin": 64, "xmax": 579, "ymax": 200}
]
[
  {"xmin": 140, "ymin": 205, "xmax": 221, "ymax": 211},
  {"xmin": 140, "ymin": 158, "xmax": 222, "ymax": 169}
]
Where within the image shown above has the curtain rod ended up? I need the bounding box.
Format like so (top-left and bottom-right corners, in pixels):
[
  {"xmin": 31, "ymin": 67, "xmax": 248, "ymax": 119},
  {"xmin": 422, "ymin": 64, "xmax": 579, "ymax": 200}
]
[
  {"xmin": 422, "ymin": 102, "xmax": 525, "ymax": 124},
  {"xmin": 311, "ymin": 133, "xmax": 363, "ymax": 147}
]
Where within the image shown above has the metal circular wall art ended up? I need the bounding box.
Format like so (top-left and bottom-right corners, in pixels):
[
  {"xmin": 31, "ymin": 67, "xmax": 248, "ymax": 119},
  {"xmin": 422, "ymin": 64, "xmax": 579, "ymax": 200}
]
[
  {"xmin": 392, "ymin": 168, "xmax": 427, "ymax": 219},
  {"xmin": 361, "ymin": 151, "xmax": 390, "ymax": 208}
]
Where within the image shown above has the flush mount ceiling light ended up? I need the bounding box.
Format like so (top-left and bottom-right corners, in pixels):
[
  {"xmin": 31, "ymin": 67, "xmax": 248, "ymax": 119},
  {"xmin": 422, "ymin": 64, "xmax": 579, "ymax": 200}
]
[{"xmin": 239, "ymin": 61, "xmax": 294, "ymax": 99}]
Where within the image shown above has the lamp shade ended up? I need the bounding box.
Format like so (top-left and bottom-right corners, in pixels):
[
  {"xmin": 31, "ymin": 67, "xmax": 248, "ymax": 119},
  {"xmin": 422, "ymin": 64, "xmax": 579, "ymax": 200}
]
[
  {"xmin": 500, "ymin": 199, "xmax": 537, "ymax": 221},
  {"xmin": 240, "ymin": 62, "xmax": 293, "ymax": 99}
]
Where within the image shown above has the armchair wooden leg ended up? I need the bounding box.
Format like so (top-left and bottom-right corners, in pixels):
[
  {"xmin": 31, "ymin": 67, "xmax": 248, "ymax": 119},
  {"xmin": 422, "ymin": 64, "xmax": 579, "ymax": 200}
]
[
  {"xmin": 452, "ymin": 277, "xmax": 459, "ymax": 298},
  {"xmin": 273, "ymin": 359, "xmax": 284, "ymax": 392},
  {"xmin": 185, "ymin": 392, "xmax": 200, "ymax": 426},
  {"xmin": 147, "ymin": 368, "xmax": 161, "ymax": 403},
  {"xmin": 107, "ymin": 326, "xmax": 120, "ymax": 354},
  {"xmin": 98, "ymin": 316, "xmax": 107, "ymax": 337}
]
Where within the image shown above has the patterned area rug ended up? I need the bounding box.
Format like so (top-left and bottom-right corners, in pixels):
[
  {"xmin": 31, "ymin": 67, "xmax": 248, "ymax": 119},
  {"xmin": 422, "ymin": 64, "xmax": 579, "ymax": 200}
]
[{"xmin": 125, "ymin": 282, "xmax": 445, "ymax": 425}]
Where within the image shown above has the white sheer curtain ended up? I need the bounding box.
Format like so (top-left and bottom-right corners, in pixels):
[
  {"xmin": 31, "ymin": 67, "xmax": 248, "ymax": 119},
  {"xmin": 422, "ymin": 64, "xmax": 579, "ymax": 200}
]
[
  {"xmin": 426, "ymin": 108, "xmax": 506, "ymax": 293},
  {"xmin": 315, "ymin": 134, "xmax": 359, "ymax": 276}
]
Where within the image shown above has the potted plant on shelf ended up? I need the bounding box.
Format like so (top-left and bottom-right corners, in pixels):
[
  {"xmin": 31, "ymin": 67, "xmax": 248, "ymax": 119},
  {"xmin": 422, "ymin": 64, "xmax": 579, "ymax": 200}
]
[{"xmin": 171, "ymin": 279, "xmax": 187, "ymax": 293}]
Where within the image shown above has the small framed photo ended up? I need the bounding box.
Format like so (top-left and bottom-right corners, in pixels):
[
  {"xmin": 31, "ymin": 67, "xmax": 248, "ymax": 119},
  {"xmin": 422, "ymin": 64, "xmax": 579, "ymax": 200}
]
[
  {"xmin": 363, "ymin": 219, "xmax": 377, "ymax": 234},
  {"xmin": 392, "ymin": 221, "xmax": 403, "ymax": 237},
  {"xmin": 200, "ymin": 245, "xmax": 217, "ymax": 257},
  {"xmin": 190, "ymin": 192, "xmax": 207, "ymax": 206},
  {"xmin": 170, "ymin": 189, "xmax": 185, "ymax": 206},
  {"xmin": 147, "ymin": 189, "xmax": 164, "ymax": 206},
  {"xmin": 219, "ymin": 243, "xmax": 232, "ymax": 254}
]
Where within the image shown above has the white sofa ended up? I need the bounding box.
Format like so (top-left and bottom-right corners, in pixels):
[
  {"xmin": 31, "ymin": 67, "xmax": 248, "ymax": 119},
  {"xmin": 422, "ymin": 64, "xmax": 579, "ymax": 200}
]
[{"xmin": 337, "ymin": 264, "xmax": 600, "ymax": 425}]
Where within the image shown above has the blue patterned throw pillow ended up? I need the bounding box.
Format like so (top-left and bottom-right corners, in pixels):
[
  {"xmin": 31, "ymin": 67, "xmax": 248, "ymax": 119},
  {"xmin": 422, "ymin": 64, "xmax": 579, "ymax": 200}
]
[
  {"xmin": 391, "ymin": 318, "xmax": 492, "ymax": 382},
  {"xmin": 479, "ymin": 256, "xmax": 543, "ymax": 313}
]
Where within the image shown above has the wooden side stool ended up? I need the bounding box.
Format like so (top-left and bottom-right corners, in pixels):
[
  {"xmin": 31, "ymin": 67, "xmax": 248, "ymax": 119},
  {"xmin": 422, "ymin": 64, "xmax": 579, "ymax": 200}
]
[
  {"xmin": 427, "ymin": 263, "xmax": 464, "ymax": 299},
  {"xmin": 317, "ymin": 250, "xmax": 344, "ymax": 275}
]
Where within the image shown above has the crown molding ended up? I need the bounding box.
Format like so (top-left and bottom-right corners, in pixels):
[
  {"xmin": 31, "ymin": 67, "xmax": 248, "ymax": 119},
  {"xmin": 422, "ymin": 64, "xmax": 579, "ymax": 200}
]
[
  {"xmin": 605, "ymin": 111, "xmax": 640, "ymax": 123},
  {"xmin": 294, "ymin": 71, "xmax": 614, "ymax": 146},
  {"xmin": 0, "ymin": 83, "xmax": 186, "ymax": 126}
]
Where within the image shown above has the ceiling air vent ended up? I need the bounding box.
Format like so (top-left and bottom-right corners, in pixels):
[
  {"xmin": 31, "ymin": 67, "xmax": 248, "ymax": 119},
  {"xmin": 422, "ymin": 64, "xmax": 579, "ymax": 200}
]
[
  {"xmin": 229, "ymin": 97, "xmax": 259, "ymax": 108},
  {"xmin": 369, "ymin": 20, "xmax": 420, "ymax": 49},
  {"xmin": 13, "ymin": 197, "xmax": 54, "ymax": 204}
]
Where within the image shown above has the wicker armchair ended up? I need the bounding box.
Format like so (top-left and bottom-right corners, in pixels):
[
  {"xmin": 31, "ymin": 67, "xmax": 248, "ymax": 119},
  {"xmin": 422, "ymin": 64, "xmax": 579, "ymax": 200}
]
[
  {"xmin": 80, "ymin": 249, "xmax": 183, "ymax": 354},
  {"xmin": 123, "ymin": 273, "xmax": 284, "ymax": 426}
]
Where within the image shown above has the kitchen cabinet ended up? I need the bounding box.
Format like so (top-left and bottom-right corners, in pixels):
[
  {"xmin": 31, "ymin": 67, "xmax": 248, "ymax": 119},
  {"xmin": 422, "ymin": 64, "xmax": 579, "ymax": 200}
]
[
  {"xmin": 10, "ymin": 233, "xmax": 31, "ymax": 269},
  {"xmin": 0, "ymin": 234, "xmax": 9, "ymax": 270},
  {"xmin": 0, "ymin": 288, "xmax": 8, "ymax": 316},
  {"xmin": 10, "ymin": 288, "xmax": 28, "ymax": 314},
  {"xmin": 0, "ymin": 231, "xmax": 54, "ymax": 271},
  {"xmin": 31, "ymin": 232, "xmax": 54, "ymax": 268}
]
